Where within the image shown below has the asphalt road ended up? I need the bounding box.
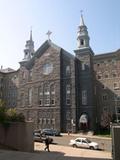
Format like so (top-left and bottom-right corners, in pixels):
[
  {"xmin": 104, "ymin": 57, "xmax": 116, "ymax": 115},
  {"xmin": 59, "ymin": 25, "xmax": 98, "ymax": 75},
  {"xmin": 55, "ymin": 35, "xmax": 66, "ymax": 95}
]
[{"xmin": 50, "ymin": 134, "xmax": 112, "ymax": 152}]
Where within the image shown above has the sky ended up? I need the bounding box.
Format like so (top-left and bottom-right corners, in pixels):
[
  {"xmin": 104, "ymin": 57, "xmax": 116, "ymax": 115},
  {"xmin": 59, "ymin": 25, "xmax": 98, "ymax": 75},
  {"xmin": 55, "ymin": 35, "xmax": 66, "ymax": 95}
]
[{"xmin": 0, "ymin": 0, "xmax": 120, "ymax": 70}]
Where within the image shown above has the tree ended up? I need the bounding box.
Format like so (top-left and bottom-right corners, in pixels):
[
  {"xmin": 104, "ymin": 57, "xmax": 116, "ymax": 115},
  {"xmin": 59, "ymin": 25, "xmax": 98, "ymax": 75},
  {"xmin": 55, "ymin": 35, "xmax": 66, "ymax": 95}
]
[{"xmin": 100, "ymin": 110, "xmax": 112, "ymax": 130}]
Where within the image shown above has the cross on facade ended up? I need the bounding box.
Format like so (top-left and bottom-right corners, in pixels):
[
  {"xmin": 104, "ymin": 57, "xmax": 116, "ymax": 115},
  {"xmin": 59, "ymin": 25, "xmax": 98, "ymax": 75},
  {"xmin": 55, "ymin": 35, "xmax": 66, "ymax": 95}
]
[{"xmin": 46, "ymin": 30, "xmax": 52, "ymax": 40}]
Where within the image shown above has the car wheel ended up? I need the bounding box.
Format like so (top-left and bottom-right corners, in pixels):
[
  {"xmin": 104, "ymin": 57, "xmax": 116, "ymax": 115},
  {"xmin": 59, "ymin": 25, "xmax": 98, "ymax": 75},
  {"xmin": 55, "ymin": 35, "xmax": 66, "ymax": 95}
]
[
  {"xmin": 73, "ymin": 144, "xmax": 77, "ymax": 148},
  {"xmin": 90, "ymin": 146, "xmax": 94, "ymax": 150}
]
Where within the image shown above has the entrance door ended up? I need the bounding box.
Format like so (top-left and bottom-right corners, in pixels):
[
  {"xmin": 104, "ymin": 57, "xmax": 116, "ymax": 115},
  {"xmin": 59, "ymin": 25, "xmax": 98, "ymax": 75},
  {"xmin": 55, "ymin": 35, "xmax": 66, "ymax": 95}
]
[{"xmin": 79, "ymin": 114, "xmax": 88, "ymax": 131}]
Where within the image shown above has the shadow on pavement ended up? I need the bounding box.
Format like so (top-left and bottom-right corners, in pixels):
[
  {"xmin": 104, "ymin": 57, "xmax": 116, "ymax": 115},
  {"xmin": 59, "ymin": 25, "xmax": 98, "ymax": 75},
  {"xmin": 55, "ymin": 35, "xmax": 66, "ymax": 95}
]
[{"xmin": 34, "ymin": 150, "xmax": 112, "ymax": 160}]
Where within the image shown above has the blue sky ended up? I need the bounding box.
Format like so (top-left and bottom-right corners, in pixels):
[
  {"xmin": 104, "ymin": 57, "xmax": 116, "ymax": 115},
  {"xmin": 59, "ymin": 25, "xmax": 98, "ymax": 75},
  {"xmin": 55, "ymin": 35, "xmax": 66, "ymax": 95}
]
[{"xmin": 0, "ymin": 0, "xmax": 119, "ymax": 69}]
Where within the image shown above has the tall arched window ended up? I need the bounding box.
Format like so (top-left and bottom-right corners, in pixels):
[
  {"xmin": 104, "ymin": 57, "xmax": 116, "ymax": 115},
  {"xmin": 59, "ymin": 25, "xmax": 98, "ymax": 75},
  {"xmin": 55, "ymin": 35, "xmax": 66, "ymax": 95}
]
[
  {"xmin": 28, "ymin": 88, "xmax": 32, "ymax": 105},
  {"xmin": 66, "ymin": 84, "xmax": 71, "ymax": 105},
  {"xmin": 50, "ymin": 84, "xmax": 55, "ymax": 105},
  {"xmin": 82, "ymin": 90, "xmax": 87, "ymax": 105},
  {"xmin": 44, "ymin": 84, "xmax": 50, "ymax": 106},
  {"xmin": 38, "ymin": 85, "xmax": 43, "ymax": 106}
]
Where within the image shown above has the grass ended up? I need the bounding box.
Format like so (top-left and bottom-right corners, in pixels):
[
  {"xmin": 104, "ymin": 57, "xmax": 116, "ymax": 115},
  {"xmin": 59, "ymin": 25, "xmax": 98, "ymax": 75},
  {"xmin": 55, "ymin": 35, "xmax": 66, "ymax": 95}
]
[{"xmin": 95, "ymin": 130, "xmax": 111, "ymax": 138}]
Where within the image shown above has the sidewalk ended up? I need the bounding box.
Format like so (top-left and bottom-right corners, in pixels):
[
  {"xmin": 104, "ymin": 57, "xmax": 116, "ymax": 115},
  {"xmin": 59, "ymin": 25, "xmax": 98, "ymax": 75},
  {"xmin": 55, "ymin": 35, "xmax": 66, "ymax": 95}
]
[
  {"xmin": 61, "ymin": 133, "xmax": 111, "ymax": 140},
  {"xmin": 0, "ymin": 142, "xmax": 112, "ymax": 160}
]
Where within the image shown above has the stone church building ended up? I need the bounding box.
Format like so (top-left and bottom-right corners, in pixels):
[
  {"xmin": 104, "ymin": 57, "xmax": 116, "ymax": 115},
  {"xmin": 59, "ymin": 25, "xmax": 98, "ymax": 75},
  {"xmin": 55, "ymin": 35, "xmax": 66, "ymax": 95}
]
[{"xmin": 0, "ymin": 14, "xmax": 120, "ymax": 133}]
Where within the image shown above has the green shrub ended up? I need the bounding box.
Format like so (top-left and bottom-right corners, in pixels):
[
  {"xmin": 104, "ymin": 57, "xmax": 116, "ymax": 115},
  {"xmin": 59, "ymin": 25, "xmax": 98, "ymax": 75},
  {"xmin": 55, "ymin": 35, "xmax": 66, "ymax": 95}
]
[{"xmin": 0, "ymin": 101, "xmax": 25, "ymax": 124}]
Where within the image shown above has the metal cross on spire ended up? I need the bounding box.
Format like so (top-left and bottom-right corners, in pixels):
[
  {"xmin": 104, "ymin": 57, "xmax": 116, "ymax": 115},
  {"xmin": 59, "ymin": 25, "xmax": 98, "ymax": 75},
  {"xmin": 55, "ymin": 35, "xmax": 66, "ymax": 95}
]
[
  {"xmin": 80, "ymin": 10, "xmax": 85, "ymax": 26},
  {"xmin": 80, "ymin": 10, "xmax": 83, "ymax": 15},
  {"xmin": 46, "ymin": 30, "xmax": 52, "ymax": 41}
]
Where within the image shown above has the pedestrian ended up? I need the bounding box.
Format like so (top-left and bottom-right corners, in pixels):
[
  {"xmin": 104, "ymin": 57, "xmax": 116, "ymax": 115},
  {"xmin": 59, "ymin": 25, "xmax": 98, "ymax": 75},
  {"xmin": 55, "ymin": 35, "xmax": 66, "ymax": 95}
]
[{"xmin": 44, "ymin": 137, "xmax": 50, "ymax": 152}]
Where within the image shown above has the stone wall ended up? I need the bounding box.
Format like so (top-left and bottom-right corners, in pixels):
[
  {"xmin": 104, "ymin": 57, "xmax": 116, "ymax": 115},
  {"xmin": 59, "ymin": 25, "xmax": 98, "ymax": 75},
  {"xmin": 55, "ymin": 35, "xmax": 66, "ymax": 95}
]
[
  {"xmin": 0, "ymin": 121, "xmax": 34, "ymax": 152},
  {"xmin": 111, "ymin": 123, "xmax": 120, "ymax": 160}
]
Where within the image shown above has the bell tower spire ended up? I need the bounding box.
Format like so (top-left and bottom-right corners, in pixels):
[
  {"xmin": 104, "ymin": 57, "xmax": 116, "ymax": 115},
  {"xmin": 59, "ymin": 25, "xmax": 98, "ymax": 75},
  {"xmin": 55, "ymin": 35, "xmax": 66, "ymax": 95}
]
[
  {"xmin": 77, "ymin": 12, "xmax": 90, "ymax": 49},
  {"xmin": 30, "ymin": 29, "xmax": 33, "ymax": 41},
  {"xmin": 23, "ymin": 29, "xmax": 35, "ymax": 61}
]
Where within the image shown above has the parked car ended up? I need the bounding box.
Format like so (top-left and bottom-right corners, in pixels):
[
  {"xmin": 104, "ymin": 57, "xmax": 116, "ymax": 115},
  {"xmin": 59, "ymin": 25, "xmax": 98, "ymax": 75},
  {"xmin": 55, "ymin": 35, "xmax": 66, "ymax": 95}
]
[
  {"xmin": 33, "ymin": 130, "xmax": 53, "ymax": 143},
  {"xmin": 69, "ymin": 137, "xmax": 99, "ymax": 150},
  {"xmin": 41, "ymin": 128, "xmax": 61, "ymax": 136},
  {"xmin": 33, "ymin": 129, "xmax": 41, "ymax": 136}
]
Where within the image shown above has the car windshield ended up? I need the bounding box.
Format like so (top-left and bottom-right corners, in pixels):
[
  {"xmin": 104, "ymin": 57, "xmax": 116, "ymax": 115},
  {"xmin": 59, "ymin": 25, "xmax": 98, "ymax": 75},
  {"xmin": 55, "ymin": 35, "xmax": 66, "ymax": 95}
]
[{"xmin": 85, "ymin": 139, "xmax": 91, "ymax": 143}]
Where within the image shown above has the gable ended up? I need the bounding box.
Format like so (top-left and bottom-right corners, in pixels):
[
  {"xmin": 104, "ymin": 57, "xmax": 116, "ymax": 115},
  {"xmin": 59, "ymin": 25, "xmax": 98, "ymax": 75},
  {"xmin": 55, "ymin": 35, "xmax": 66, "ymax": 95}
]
[{"xmin": 25, "ymin": 40, "xmax": 61, "ymax": 70}]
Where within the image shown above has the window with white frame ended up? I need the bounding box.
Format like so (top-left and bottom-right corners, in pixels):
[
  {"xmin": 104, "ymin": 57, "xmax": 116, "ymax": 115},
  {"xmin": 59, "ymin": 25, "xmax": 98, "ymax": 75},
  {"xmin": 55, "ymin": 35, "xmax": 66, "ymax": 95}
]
[
  {"xmin": 66, "ymin": 84, "xmax": 71, "ymax": 94},
  {"xmin": 28, "ymin": 88, "xmax": 32, "ymax": 105},
  {"xmin": 112, "ymin": 71, "xmax": 117, "ymax": 78},
  {"xmin": 43, "ymin": 118, "xmax": 46, "ymax": 124},
  {"xmin": 114, "ymin": 82, "xmax": 119, "ymax": 90},
  {"xmin": 66, "ymin": 66, "xmax": 70, "ymax": 76},
  {"xmin": 44, "ymin": 95, "xmax": 50, "ymax": 106},
  {"xmin": 66, "ymin": 84, "xmax": 71, "ymax": 105},
  {"xmin": 51, "ymin": 98, "xmax": 55, "ymax": 105},
  {"xmin": 39, "ymin": 86, "xmax": 43, "ymax": 96},
  {"xmin": 81, "ymin": 62, "xmax": 85, "ymax": 70},
  {"xmin": 44, "ymin": 84, "xmax": 50, "ymax": 95},
  {"xmin": 104, "ymin": 73, "xmax": 109, "ymax": 78},
  {"xmin": 47, "ymin": 118, "xmax": 51, "ymax": 124},
  {"xmin": 50, "ymin": 84, "xmax": 55, "ymax": 95},
  {"xmin": 39, "ymin": 118, "xmax": 42, "ymax": 124},
  {"xmin": 50, "ymin": 84, "xmax": 55, "ymax": 105},
  {"xmin": 44, "ymin": 84, "xmax": 50, "ymax": 106},
  {"xmin": 52, "ymin": 118, "xmax": 55, "ymax": 125},
  {"xmin": 82, "ymin": 90, "xmax": 87, "ymax": 105}
]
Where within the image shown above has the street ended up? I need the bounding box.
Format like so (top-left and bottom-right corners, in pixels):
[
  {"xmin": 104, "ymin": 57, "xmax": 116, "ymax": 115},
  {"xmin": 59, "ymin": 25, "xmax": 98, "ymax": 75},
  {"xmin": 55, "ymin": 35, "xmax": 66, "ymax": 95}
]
[
  {"xmin": 0, "ymin": 143, "xmax": 112, "ymax": 160},
  {"xmin": 0, "ymin": 134, "xmax": 112, "ymax": 160},
  {"xmin": 50, "ymin": 134, "xmax": 112, "ymax": 152}
]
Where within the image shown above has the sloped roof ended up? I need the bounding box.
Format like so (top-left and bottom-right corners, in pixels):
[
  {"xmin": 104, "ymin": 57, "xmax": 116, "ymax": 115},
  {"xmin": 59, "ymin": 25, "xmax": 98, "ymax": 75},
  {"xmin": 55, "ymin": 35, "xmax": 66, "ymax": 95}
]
[
  {"xmin": 0, "ymin": 67, "xmax": 16, "ymax": 73},
  {"xmin": 94, "ymin": 49, "xmax": 120, "ymax": 60}
]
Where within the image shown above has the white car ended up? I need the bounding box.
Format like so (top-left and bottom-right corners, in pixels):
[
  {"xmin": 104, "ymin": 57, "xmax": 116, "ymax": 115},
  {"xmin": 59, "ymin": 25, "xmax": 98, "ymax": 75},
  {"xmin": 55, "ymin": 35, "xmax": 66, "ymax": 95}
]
[{"xmin": 69, "ymin": 137, "xmax": 99, "ymax": 150}]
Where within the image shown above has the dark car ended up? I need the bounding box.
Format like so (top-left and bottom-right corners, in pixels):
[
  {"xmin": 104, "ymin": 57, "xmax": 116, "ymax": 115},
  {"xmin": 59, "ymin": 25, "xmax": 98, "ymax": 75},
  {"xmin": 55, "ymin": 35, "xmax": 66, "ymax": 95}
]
[
  {"xmin": 33, "ymin": 130, "xmax": 53, "ymax": 143},
  {"xmin": 41, "ymin": 128, "xmax": 61, "ymax": 136}
]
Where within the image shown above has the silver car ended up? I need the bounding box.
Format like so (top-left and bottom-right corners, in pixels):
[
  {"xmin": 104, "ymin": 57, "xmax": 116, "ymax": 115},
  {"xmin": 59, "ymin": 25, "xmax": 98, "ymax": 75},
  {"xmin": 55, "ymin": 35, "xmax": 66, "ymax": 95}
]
[{"xmin": 69, "ymin": 137, "xmax": 99, "ymax": 150}]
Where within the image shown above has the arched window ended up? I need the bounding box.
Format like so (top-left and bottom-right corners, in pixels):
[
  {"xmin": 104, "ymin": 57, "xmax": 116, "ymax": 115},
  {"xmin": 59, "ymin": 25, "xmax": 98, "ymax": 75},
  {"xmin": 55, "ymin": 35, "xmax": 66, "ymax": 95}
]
[
  {"xmin": 66, "ymin": 84, "xmax": 71, "ymax": 105},
  {"xmin": 44, "ymin": 84, "xmax": 50, "ymax": 95},
  {"xmin": 28, "ymin": 88, "xmax": 32, "ymax": 105},
  {"xmin": 38, "ymin": 85, "xmax": 43, "ymax": 106},
  {"xmin": 50, "ymin": 84, "xmax": 55, "ymax": 105},
  {"xmin": 39, "ymin": 85, "xmax": 43, "ymax": 96},
  {"xmin": 80, "ymin": 39, "xmax": 84, "ymax": 46},
  {"xmin": 82, "ymin": 90, "xmax": 87, "ymax": 105},
  {"xmin": 44, "ymin": 84, "xmax": 50, "ymax": 106}
]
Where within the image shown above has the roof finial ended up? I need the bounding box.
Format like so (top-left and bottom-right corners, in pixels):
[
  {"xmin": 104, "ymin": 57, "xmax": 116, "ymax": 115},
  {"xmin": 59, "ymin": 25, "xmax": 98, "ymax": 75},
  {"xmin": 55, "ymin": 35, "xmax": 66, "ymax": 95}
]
[
  {"xmin": 30, "ymin": 26, "xmax": 33, "ymax": 41},
  {"xmin": 46, "ymin": 30, "xmax": 52, "ymax": 41},
  {"xmin": 80, "ymin": 10, "xmax": 85, "ymax": 26},
  {"xmin": 80, "ymin": 10, "xmax": 83, "ymax": 15}
]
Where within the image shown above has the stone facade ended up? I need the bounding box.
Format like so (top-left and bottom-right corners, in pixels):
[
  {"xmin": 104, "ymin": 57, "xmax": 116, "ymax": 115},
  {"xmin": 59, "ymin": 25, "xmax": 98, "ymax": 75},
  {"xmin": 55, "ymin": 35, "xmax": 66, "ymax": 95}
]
[{"xmin": 0, "ymin": 16, "xmax": 120, "ymax": 133}]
